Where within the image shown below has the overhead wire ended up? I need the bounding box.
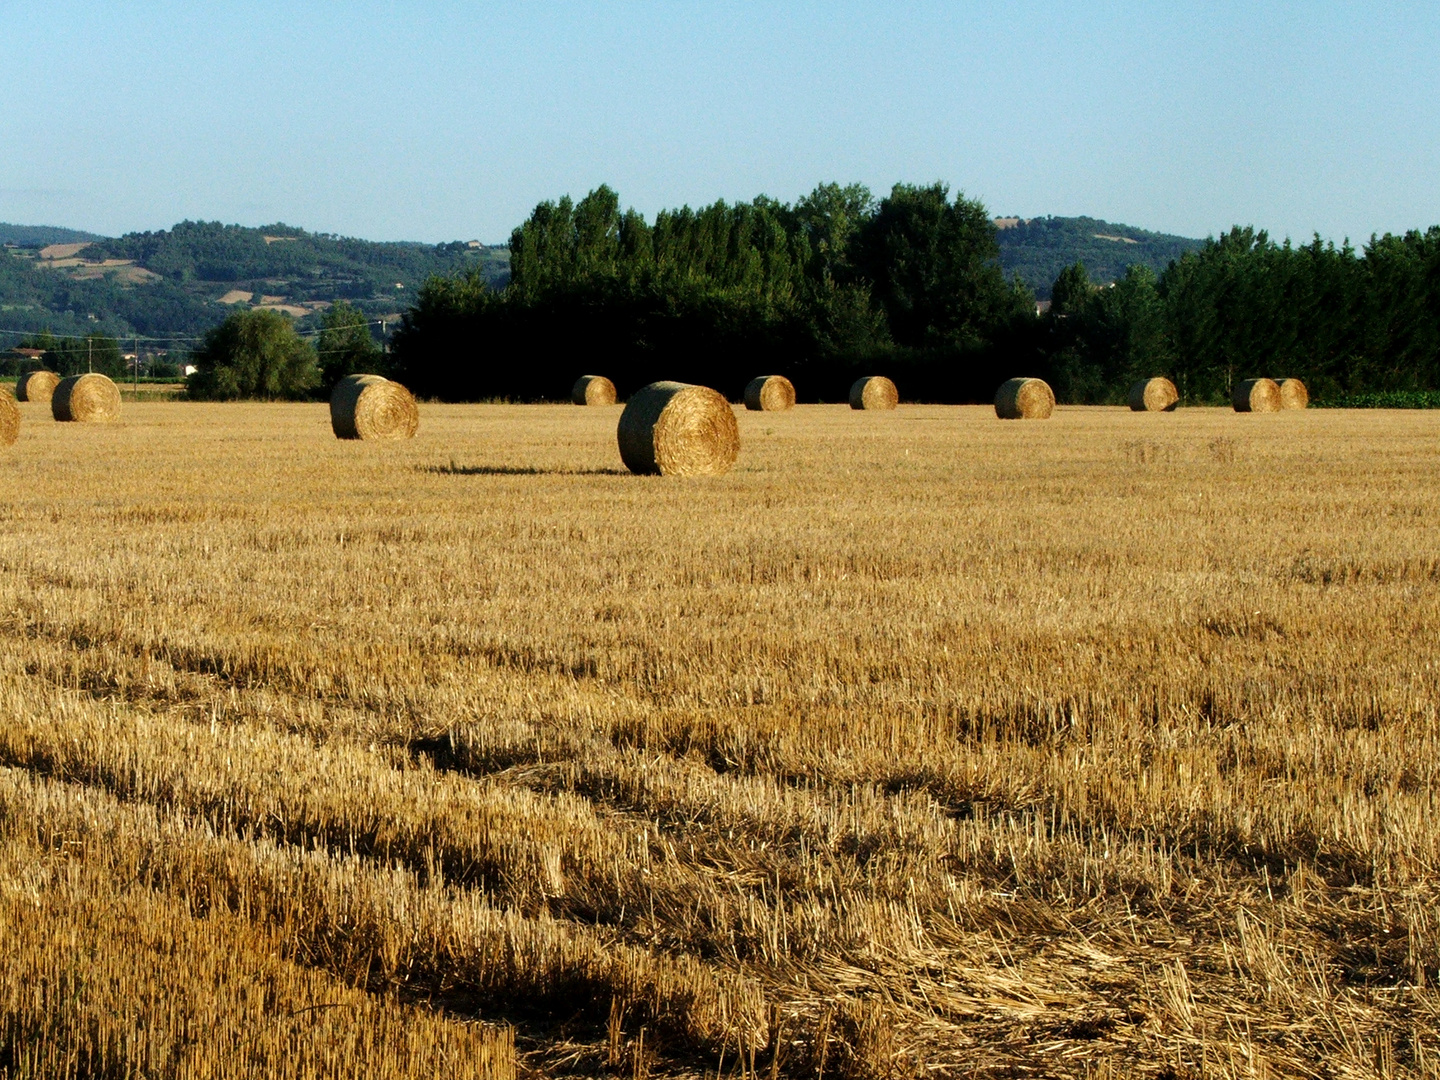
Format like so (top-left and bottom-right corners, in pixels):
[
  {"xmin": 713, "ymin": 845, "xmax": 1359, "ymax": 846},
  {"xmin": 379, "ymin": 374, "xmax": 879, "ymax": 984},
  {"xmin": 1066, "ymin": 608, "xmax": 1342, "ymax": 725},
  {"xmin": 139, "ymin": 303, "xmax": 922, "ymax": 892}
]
[{"xmin": 0, "ymin": 318, "xmax": 397, "ymax": 355}]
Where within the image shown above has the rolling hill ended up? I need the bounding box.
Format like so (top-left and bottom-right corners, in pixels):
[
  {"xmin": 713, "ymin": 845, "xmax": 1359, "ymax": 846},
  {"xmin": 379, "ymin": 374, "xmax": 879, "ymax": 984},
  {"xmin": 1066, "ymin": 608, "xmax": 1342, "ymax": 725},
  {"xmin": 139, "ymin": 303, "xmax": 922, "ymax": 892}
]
[
  {"xmin": 1, "ymin": 221, "xmax": 510, "ymax": 347},
  {"xmin": 994, "ymin": 215, "xmax": 1202, "ymax": 298},
  {"xmin": 0, "ymin": 223, "xmax": 106, "ymax": 248}
]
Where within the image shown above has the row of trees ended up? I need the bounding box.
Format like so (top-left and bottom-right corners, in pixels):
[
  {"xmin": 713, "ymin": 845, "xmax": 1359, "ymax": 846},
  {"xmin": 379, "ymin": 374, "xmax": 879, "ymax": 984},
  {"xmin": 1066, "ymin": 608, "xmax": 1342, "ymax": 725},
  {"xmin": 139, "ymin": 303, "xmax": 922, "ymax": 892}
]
[
  {"xmin": 185, "ymin": 302, "xmax": 384, "ymax": 399},
  {"xmin": 1048, "ymin": 227, "xmax": 1440, "ymax": 403},
  {"xmin": 6, "ymin": 301, "xmax": 383, "ymax": 395},
  {"xmin": 67, "ymin": 186, "xmax": 1437, "ymax": 406},
  {"xmin": 8, "ymin": 331, "xmax": 128, "ymax": 378},
  {"xmin": 387, "ymin": 184, "xmax": 1440, "ymax": 404},
  {"xmin": 389, "ymin": 183, "xmax": 1039, "ymax": 402}
]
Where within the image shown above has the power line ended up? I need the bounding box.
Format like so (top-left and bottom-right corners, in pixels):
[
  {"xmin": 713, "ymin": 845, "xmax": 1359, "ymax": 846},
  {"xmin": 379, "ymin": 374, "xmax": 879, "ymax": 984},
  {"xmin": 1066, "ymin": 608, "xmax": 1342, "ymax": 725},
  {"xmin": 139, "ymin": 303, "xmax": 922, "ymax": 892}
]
[{"xmin": 0, "ymin": 317, "xmax": 395, "ymax": 349}]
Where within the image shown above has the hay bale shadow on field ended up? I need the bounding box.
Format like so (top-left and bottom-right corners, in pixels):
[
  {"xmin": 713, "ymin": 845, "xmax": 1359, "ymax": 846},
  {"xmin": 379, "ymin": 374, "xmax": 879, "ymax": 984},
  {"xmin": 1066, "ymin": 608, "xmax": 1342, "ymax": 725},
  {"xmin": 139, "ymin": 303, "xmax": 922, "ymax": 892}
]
[
  {"xmin": 1207, "ymin": 437, "xmax": 1239, "ymax": 464},
  {"xmin": 1122, "ymin": 439, "xmax": 1174, "ymax": 464},
  {"xmin": 420, "ymin": 461, "xmax": 628, "ymax": 477}
]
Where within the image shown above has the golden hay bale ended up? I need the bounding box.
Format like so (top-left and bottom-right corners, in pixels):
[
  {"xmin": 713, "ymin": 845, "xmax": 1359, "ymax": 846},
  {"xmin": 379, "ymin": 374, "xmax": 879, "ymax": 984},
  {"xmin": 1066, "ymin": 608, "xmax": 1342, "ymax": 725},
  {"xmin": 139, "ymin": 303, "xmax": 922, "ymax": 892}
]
[
  {"xmin": 16, "ymin": 370, "xmax": 60, "ymax": 404},
  {"xmin": 617, "ymin": 381, "xmax": 739, "ymax": 476},
  {"xmin": 0, "ymin": 390, "xmax": 18, "ymax": 446},
  {"xmin": 1233, "ymin": 378, "xmax": 1281, "ymax": 413},
  {"xmin": 52, "ymin": 373, "xmax": 121, "ymax": 422},
  {"xmin": 1128, "ymin": 377, "xmax": 1179, "ymax": 412},
  {"xmin": 330, "ymin": 374, "xmax": 419, "ymax": 440},
  {"xmin": 1277, "ymin": 378, "xmax": 1309, "ymax": 410},
  {"xmin": 994, "ymin": 377, "xmax": 1055, "ymax": 419},
  {"xmin": 571, "ymin": 374, "xmax": 617, "ymax": 406},
  {"xmin": 849, "ymin": 376, "xmax": 898, "ymax": 410},
  {"xmin": 744, "ymin": 375, "xmax": 796, "ymax": 412}
]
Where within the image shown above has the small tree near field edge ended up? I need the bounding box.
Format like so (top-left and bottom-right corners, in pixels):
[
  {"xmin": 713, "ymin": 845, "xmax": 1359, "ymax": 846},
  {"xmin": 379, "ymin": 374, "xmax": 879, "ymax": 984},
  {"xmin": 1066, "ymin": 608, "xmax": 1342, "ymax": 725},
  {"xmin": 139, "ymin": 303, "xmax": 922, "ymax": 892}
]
[{"xmin": 186, "ymin": 309, "xmax": 319, "ymax": 400}]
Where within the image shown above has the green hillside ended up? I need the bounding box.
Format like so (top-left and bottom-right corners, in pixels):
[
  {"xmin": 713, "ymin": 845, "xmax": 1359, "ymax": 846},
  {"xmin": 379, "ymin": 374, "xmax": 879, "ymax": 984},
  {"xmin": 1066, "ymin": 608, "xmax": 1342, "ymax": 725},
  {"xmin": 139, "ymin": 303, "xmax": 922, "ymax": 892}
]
[
  {"xmin": 995, "ymin": 215, "xmax": 1202, "ymax": 298},
  {"xmin": 0, "ymin": 223, "xmax": 105, "ymax": 247},
  {"xmin": 1, "ymin": 220, "xmax": 510, "ymax": 347}
]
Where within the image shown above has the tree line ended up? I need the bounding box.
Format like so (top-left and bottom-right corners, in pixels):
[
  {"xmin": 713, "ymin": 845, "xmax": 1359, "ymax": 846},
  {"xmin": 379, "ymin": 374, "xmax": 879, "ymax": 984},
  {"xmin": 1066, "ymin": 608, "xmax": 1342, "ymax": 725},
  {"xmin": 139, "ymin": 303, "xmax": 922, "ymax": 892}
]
[
  {"xmin": 21, "ymin": 185, "xmax": 1434, "ymax": 406},
  {"xmin": 1048, "ymin": 227, "xmax": 1440, "ymax": 403},
  {"xmin": 386, "ymin": 185, "xmax": 1440, "ymax": 405},
  {"xmin": 5, "ymin": 301, "xmax": 385, "ymax": 397},
  {"xmin": 388, "ymin": 183, "xmax": 1038, "ymax": 403}
]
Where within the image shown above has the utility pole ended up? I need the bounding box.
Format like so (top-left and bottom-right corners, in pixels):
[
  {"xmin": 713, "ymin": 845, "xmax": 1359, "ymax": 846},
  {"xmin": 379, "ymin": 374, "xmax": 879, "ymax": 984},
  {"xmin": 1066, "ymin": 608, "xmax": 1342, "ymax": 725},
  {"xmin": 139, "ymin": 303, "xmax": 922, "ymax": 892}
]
[{"xmin": 88, "ymin": 337, "xmax": 93, "ymax": 374}]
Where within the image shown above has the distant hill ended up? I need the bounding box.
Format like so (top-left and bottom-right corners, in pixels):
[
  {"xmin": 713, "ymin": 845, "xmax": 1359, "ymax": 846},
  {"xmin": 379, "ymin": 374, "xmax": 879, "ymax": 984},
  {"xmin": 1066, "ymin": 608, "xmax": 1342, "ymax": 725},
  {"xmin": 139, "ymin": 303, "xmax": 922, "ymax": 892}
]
[
  {"xmin": 0, "ymin": 223, "xmax": 106, "ymax": 247},
  {"xmin": 994, "ymin": 216, "xmax": 1203, "ymax": 298},
  {"xmin": 0, "ymin": 220, "xmax": 510, "ymax": 347}
]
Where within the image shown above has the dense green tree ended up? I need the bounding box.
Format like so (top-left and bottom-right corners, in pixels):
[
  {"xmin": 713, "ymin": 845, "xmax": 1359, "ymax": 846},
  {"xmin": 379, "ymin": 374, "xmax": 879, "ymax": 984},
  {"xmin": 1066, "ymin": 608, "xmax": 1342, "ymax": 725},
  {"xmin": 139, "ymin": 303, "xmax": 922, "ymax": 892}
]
[
  {"xmin": 396, "ymin": 182, "xmax": 1440, "ymax": 406},
  {"xmin": 1357, "ymin": 229, "xmax": 1440, "ymax": 392},
  {"xmin": 1049, "ymin": 261, "xmax": 1093, "ymax": 317},
  {"xmin": 857, "ymin": 183, "xmax": 1029, "ymax": 351},
  {"xmin": 1159, "ymin": 228, "xmax": 1367, "ymax": 401},
  {"xmin": 794, "ymin": 183, "xmax": 873, "ymax": 286},
  {"xmin": 316, "ymin": 300, "xmax": 384, "ymax": 389},
  {"xmin": 186, "ymin": 309, "xmax": 319, "ymax": 400},
  {"xmin": 401, "ymin": 182, "xmax": 1031, "ymax": 402},
  {"xmin": 1047, "ymin": 265, "xmax": 1173, "ymax": 403}
]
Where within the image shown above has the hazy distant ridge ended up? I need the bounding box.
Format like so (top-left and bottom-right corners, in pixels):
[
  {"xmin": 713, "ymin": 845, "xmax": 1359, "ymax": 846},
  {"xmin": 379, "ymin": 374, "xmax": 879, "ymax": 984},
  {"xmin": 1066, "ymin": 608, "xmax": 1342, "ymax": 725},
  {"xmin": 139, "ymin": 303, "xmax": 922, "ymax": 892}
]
[
  {"xmin": 994, "ymin": 215, "xmax": 1203, "ymax": 298},
  {"xmin": 0, "ymin": 222, "xmax": 107, "ymax": 247}
]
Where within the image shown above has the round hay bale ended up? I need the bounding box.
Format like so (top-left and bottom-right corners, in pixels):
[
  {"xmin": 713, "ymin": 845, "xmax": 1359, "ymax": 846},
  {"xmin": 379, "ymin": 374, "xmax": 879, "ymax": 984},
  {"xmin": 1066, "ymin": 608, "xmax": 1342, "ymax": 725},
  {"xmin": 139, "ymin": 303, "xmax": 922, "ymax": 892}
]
[
  {"xmin": 1128, "ymin": 377, "xmax": 1179, "ymax": 412},
  {"xmin": 1233, "ymin": 378, "xmax": 1281, "ymax": 413},
  {"xmin": 848, "ymin": 376, "xmax": 898, "ymax": 410},
  {"xmin": 744, "ymin": 375, "xmax": 796, "ymax": 412},
  {"xmin": 16, "ymin": 370, "xmax": 60, "ymax": 404},
  {"xmin": 1277, "ymin": 378, "xmax": 1309, "ymax": 410},
  {"xmin": 994, "ymin": 377, "xmax": 1055, "ymax": 419},
  {"xmin": 571, "ymin": 375, "xmax": 617, "ymax": 406},
  {"xmin": 0, "ymin": 391, "xmax": 18, "ymax": 447},
  {"xmin": 617, "ymin": 381, "xmax": 739, "ymax": 476},
  {"xmin": 330, "ymin": 374, "xmax": 419, "ymax": 440},
  {"xmin": 52, "ymin": 373, "xmax": 121, "ymax": 423}
]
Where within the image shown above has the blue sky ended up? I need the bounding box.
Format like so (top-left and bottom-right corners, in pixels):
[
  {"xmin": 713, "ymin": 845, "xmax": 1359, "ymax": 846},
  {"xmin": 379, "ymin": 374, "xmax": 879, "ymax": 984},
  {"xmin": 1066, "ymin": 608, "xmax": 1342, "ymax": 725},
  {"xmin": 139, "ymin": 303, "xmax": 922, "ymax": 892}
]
[{"xmin": 2, "ymin": 1, "xmax": 1436, "ymax": 244}]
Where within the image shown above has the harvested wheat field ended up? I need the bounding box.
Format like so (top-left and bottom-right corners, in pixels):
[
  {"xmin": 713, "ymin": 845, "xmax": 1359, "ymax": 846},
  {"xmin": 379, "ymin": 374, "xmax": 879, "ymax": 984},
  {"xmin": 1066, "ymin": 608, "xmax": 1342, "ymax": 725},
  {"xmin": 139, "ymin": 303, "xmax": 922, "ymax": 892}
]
[{"xmin": 1, "ymin": 401, "xmax": 1439, "ymax": 1079}]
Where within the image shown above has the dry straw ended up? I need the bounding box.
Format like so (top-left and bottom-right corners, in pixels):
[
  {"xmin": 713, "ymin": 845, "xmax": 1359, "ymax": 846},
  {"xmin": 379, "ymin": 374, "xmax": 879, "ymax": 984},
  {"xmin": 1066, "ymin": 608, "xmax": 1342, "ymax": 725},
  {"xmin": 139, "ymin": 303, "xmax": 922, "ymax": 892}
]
[
  {"xmin": 0, "ymin": 390, "xmax": 18, "ymax": 446},
  {"xmin": 1277, "ymin": 378, "xmax": 1309, "ymax": 410},
  {"xmin": 744, "ymin": 375, "xmax": 796, "ymax": 412},
  {"xmin": 994, "ymin": 377, "xmax": 1055, "ymax": 419},
  {"xmin": 1128, "ymin": 377, "xmax": 1179, "ymax": 412},
  {"xmin": 617, "ymin": 381, "xmax": 739, "ymax": 476},
  {"xmin": 1233, "ymin": 378, "xmax": 1281, "ymax": 413},
  {"xmin": 848, "ymin": 376, "xmax": 898, "ymax": 410},
  {"xmin": 330, "ymin": 374, "xmax": 419, "ymax": 440},
  {"xmin": 52, "ymin": 373, "xmax": 121, "ymax": 423},
  {"xmin": 572, "ymin": 375, "xmax": 618, "ymax": 406},
  {"xmin": 16, "ymin": 370, "xmax": 61, "ymax": 404}
]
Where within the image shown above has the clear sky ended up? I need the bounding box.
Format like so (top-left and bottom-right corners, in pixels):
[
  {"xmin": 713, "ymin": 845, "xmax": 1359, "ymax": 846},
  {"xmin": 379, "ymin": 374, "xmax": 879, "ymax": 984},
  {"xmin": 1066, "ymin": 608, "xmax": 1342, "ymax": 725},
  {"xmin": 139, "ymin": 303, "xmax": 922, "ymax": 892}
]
[{"xmin": 2, "ymin": 1, "xmax": 1436, "ymax": 245}]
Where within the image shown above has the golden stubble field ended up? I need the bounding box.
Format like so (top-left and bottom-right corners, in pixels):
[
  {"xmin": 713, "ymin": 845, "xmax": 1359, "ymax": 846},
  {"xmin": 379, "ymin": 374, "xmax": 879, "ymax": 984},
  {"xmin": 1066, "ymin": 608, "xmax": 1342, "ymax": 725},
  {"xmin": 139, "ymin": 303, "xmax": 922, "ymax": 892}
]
[{"xmin": 1, "ymin": 399, "xmax": 1438, "ymax": 1079}]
